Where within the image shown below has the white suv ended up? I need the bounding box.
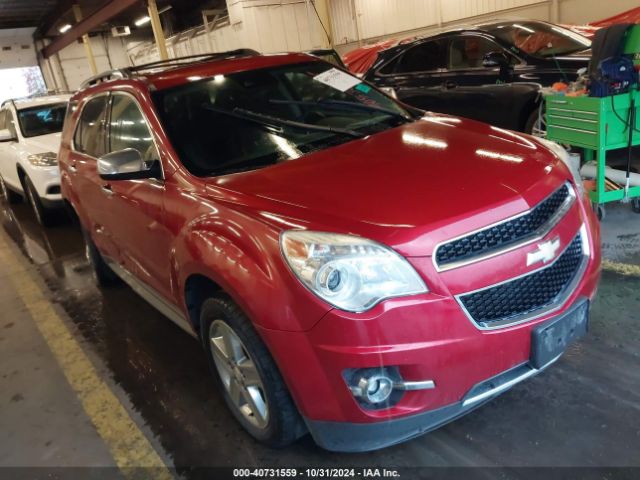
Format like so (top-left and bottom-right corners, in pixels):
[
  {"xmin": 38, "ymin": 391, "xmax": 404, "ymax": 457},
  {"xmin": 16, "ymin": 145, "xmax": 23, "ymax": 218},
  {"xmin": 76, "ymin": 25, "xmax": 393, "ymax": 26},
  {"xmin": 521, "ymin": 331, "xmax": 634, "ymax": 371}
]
[{"xmin": 0, "ymin": 94, "xmax": 70, "ymax": 225}]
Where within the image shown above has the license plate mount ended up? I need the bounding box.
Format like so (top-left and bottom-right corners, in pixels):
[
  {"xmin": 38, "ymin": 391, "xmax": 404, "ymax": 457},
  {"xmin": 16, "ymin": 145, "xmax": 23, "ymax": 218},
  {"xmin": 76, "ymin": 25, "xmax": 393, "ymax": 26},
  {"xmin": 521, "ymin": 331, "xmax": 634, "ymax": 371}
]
[{"xmin": 530, "ymin": 299, "xmax": 589, "ymax": 370}]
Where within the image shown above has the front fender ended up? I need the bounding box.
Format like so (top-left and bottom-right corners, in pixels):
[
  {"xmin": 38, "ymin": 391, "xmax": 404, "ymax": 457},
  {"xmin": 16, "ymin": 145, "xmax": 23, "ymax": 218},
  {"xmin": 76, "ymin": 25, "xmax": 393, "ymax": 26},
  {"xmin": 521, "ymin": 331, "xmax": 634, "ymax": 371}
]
[{"xmin": 172, "ymin": 209, "xmax": 331, "ymax": 333}]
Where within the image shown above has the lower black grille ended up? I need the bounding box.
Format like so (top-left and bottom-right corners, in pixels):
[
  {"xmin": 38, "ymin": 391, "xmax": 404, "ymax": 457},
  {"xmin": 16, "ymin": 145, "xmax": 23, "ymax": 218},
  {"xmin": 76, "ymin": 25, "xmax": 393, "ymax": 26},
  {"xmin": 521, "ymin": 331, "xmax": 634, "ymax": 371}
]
[{"xmin": 459, "ymin": 233, "xmax": 584, "ymax": 327}]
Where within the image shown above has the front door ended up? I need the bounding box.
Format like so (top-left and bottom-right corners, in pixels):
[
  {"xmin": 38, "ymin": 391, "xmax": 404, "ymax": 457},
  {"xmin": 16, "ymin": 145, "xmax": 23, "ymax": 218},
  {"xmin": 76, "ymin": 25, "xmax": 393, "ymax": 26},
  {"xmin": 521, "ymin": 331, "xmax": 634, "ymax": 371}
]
[
  {"xmin": 102, "ymin": 92, "xmax": 172, "ymax": 300},
  {"xmin": 438, "ymin": 34, "xmax": 520, "ymax": 128}
]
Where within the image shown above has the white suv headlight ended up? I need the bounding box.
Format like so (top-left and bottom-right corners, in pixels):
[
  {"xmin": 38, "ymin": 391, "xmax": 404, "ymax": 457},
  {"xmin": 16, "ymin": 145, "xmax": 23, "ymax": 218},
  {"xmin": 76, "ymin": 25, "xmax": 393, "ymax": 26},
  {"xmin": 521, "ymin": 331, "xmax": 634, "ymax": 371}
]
[
  {"xmin": 538, "ymin": 139, "xmax": 585, "ymax": 197},
  {"xmin": 280, "ymin": 231, "xmax": 427, "ymax": 312},
  {"xmin": 27, "ymin": 152, "xmax": 58, "ymax": 167}
]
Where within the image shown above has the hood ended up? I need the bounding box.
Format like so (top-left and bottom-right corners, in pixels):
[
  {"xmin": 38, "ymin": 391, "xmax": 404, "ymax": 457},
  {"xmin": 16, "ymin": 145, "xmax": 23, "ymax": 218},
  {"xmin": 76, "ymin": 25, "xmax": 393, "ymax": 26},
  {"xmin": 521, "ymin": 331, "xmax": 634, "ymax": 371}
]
[
  {"xmin": 208, "ymin": 116, "xmax": 571, "ymax": 257},
  {"xmin": 22, "ymin": 132, "xmax": 62, "ymax": 155}
]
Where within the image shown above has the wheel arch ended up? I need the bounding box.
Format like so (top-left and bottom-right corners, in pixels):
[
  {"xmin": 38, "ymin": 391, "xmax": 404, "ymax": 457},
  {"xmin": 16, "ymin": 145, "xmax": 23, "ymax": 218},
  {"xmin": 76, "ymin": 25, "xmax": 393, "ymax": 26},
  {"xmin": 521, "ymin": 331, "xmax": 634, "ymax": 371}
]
[
  {"xmin": 172, "ymin": 214, "xmax": 330, "ymax": 334},
  {"xmin": 183, "ymin": 273, "xmax": 224, "ymax": 335},
  {"xmin": 518, "ymin": 91, "xmax": 543, "ymax": 133},
  {"xmin": 16, "ymin": 163, "xmax": 27, "ymax": 189}
]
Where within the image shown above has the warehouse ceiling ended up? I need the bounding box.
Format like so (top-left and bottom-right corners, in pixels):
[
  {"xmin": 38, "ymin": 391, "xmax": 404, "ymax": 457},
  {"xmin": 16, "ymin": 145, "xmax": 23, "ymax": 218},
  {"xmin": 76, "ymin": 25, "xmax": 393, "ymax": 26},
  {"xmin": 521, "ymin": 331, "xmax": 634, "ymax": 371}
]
[
  {"xmin": 0, "ymin": 0, "xmax": 59, "ymax": 29},
  {"xmin": 0, "ymin": 0, "xmax": 226, "ymax": 36}
]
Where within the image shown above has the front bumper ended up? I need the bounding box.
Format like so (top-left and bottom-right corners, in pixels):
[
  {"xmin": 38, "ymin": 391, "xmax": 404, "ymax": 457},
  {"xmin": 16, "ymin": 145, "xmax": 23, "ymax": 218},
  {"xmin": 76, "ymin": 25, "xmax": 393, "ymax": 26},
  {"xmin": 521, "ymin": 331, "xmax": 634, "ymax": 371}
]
[
  {"xmin": 305, "ymin": 355, "xmax": 559, "ymax": 452},
  {"xmin": 304, "ymin": 296, "xmax": 591, "ymax": 452}
]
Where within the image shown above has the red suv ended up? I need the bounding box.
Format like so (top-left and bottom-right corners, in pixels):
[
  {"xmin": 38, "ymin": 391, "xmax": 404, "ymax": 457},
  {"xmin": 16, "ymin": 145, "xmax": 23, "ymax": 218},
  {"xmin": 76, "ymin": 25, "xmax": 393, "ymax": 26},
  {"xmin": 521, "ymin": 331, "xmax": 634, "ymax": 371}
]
[{"xmin": 59, "ymin": 50, "xmax": 601, "ymax": 452}]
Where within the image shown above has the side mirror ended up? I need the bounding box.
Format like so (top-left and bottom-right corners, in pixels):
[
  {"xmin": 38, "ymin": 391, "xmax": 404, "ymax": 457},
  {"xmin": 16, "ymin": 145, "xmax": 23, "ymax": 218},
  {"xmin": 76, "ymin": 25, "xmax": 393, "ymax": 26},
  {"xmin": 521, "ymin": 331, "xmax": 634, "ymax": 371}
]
[
  {"xmin": 97, "ymin": 148, "xmax": 161, "ymax": 181},
  {"xmin": 482, "ymin": 51, "xmax": 511, "ymax": 69},
  {"xmin": 0, "ymin": 128, "xmax": 16, "ymax": 142}
]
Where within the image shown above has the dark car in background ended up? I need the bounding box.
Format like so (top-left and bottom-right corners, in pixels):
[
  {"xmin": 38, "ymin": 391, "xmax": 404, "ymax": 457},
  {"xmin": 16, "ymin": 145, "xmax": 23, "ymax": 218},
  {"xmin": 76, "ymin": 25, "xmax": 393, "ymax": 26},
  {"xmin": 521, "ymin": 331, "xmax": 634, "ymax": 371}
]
[
  {"xmin": 307, "ymin": 49, "xmax": 347, "ymax": 69},
  {"xmin": 360, "ymin": 20, "xmax": 591, "ymax": 134}
]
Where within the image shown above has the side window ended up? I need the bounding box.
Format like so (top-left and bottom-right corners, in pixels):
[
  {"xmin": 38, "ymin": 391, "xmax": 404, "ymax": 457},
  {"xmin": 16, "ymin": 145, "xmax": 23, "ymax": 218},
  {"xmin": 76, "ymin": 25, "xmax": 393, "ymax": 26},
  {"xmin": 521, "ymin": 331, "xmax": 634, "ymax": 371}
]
[
  {"xmin": 394, "ymin": 41, "xmax": 446, "ymax": 74},
  {"xmin": 74, "ymin": 96, "xmax": 108, "ymax": 157},
  {"xmin": 448, "ymin": 36, "xmax": 507, "ymax": 70},
  {"xmin": 0, "ymin": 109, "xmax": 6, "ymax": 130},
  {"xmin": 108, "ymin": 95, "xmax": 158, "ymax": 161}
]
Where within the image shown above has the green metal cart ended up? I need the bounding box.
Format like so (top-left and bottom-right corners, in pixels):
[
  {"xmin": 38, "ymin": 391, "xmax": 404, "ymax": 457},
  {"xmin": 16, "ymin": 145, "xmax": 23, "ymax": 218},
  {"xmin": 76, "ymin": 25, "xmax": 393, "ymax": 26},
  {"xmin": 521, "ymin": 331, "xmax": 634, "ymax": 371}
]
[
  {"xmin": 545, "ymin": 24, "xmax": 640, "ymax": 218},
  {"xmin": 545, "ymin": 88, "xmax": 640, "ymax": 218}
]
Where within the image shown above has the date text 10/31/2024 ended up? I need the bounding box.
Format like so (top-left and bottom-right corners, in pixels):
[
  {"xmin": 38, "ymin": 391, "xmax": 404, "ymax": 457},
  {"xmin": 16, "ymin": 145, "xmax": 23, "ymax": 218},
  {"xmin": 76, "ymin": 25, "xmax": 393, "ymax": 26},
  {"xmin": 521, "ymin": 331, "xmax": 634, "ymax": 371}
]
[{"xmin": 233, "ymin": 468, "xmax": 401, "ymax": 478}]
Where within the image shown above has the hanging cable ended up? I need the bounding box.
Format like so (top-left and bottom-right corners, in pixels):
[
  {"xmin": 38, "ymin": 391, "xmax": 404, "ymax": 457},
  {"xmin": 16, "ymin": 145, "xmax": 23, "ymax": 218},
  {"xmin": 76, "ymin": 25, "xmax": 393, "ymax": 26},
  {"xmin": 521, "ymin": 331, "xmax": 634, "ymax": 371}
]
[{"xmin": 309, "ymin": 0, "xmax": 332, "ymax": 46}]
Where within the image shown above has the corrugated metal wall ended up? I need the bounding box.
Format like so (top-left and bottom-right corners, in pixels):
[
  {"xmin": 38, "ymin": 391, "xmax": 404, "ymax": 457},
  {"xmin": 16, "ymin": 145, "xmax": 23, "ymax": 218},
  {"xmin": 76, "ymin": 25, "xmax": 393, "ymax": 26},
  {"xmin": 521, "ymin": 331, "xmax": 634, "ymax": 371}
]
[
  {"xmin": 127, "ymin": 0, "xmax": 328, "ymax": 65},
  {"xmin": 441, "ymin": 0, "xmax": 544, "ymax": 23},
  {"xmin": 330, "ymin": 0, "xmax": 547, "ymax": 45}
]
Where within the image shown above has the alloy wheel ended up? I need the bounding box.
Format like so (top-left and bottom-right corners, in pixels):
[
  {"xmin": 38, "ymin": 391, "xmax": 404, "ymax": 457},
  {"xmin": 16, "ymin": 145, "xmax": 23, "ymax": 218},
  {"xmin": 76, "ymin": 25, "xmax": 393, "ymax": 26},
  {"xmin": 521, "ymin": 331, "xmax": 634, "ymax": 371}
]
[{"xmin": 209, "ymin": 320, "xmax": 269, "ymax": 429}]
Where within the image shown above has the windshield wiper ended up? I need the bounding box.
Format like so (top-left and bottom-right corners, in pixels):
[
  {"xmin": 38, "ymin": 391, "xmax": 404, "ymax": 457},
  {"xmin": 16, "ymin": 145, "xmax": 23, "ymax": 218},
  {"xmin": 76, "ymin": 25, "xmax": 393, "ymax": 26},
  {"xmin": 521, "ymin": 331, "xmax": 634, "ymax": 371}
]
[
  {"xmin": 202, "ymin": 104, "xmax": 365, "ymax": 139},
  {"xmin": 270, "ymin": 98, "xmax": 413, "ymax": 121}
]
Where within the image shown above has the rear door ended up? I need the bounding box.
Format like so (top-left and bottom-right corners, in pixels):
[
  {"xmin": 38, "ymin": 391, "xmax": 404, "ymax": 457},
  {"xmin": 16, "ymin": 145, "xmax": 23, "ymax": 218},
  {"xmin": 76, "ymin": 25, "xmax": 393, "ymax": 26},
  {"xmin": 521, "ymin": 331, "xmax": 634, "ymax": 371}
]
[{"xmin": 70, "ymin": 94, "xmax": 118, "ymax": 258}]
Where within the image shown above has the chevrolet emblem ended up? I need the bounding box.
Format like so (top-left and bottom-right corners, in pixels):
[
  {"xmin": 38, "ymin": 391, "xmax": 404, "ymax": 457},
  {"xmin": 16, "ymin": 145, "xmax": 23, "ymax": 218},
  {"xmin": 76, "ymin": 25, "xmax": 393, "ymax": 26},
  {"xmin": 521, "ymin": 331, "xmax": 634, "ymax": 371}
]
[{"xmin": 527, "ymin": 237, "xmax": 561, "ymax": 267}]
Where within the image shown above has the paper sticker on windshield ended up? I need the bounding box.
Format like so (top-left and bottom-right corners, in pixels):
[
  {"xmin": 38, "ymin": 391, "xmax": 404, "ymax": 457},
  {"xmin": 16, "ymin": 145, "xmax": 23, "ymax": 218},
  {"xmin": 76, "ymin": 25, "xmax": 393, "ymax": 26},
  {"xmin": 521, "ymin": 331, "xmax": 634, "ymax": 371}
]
[{"xmin": 313, "ymin": 68, "xmax": 361, "ymax": 92}]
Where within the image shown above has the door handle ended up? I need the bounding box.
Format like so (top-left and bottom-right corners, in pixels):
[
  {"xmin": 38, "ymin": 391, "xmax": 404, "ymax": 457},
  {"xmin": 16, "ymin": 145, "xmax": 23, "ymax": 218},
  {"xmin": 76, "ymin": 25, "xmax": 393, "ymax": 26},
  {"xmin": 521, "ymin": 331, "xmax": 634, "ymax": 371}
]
[
  {"xmin": 101, "ymin": 184, "xmax": 113, "ymax": 196},
  {"xmin": 68, "ymin": 164, "xmax": 77, "ymax": 174},
  {"xmin": 443, "ymin": 81, "xmax": 457, "ymax": 90}
]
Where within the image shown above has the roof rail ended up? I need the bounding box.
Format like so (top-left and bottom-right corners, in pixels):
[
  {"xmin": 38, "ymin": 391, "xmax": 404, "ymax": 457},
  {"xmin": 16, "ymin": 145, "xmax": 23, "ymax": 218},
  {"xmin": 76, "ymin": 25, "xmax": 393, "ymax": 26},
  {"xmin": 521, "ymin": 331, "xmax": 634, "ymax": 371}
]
[
  {"xmin": 128, "ymin": 48, "xmax": 260, "ymax": 74},
  {"xmin": 78, "ymin": 49, "xmax": 259, "ymax": 91},
  {"xmin": 80, "ymin": 69, "xmax": 130, "ymax": 90}
]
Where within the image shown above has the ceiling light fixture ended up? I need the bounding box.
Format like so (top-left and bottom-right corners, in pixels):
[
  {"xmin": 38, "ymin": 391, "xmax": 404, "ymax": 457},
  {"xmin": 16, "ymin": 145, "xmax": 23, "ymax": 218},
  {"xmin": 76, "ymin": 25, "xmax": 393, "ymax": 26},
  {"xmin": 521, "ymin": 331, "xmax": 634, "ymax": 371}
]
[
  {"xmin": 59, "ymin": 24, "xmax": 72, "ymax": 33},
  {"xmin": 134, "ymin": 15, "xmax": 151, "ymax": 26}
]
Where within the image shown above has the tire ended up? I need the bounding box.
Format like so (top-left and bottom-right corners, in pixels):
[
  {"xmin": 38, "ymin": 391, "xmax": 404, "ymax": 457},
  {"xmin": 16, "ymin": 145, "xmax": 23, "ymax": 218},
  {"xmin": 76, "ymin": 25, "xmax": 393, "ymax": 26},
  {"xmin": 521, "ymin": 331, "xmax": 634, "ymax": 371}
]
[
  {"xmin": 524, "ymin": 107, "xmax": 546, "ymax": 137},
  {"xmin": 23, "ymin": 175, "xmax": 54, "ymax": 227},
  {"xmin": 200, "ymin": 295, "xmax": 306, "ymax": 448},
  {"xmin": 82, "ymin": 228, "xmax": 120, "ymax": 286},
  {"xmin": 0, "ymin": 174, "xmax": 22, "ymax": 204}
]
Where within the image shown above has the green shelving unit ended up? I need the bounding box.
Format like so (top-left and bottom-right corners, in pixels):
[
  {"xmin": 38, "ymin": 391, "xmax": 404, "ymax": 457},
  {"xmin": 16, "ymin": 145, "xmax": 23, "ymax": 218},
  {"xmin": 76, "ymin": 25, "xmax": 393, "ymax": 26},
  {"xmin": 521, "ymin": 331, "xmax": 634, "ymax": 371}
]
[{"xmin": 545, "ymin": 88, "xmax": 640, "ymax": 209}]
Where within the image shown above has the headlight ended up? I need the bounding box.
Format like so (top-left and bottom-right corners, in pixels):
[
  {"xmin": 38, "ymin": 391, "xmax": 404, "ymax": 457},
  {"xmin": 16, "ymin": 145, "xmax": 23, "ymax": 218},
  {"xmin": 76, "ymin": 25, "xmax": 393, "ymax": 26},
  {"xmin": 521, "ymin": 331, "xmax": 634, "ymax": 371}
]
[
  {"xmin": 27, "ymin": 152, "xmax": 58, "ymax": 167},
  {"xmin": 280, "ymin": 231, "xmax": 427, "ymax": 312},
  {"xmin": 538, "ymin": 139, "xmax": 585, "ymax": 197}
]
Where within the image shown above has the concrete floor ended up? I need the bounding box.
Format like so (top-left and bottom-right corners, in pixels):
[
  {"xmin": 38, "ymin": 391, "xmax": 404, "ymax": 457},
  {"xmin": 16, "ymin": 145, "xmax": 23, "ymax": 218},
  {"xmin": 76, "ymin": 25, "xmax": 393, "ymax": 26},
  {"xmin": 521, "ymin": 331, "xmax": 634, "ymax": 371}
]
[{"xmin": 0, "ymin": 198, "xmax": 639, "ymax": 478}]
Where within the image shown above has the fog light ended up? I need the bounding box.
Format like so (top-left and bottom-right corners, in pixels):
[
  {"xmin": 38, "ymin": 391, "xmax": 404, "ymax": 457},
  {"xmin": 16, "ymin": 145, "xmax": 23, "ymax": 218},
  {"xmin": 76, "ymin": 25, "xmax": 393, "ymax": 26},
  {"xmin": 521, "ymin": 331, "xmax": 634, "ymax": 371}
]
[
  {"xmin": 357, "ymin": 374, "xmax": 393, "ymax": 404},
  {"xmin": 344, "ymin": 367, "xmax": 437, "ymax": 409},
  {"xmin": 345, "ymin": 367, "xmax": 400, "ymax": 407}
]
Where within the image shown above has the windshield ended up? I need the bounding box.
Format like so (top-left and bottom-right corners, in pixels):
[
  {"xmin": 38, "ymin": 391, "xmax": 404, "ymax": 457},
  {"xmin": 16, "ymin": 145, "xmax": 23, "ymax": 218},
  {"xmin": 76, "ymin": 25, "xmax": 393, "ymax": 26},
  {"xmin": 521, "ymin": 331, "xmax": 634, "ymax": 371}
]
[
  {"xmin": 486, "ymin": 21, "xmax": 591, "ymax": 57},
  {"xmin": 152, "ymin": 62, "xmax": 413, "ymax": 177},
  {"xmin": 16, "ymin": 102, "xmax": 68, "ymax": 138}
]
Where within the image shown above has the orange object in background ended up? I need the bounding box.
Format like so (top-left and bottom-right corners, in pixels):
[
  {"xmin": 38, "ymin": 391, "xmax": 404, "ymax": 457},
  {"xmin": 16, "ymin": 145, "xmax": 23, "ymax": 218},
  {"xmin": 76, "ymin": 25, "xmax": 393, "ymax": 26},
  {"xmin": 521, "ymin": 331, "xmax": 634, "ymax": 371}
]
[{"xmin": 552, "ymin": 82, "xmax": 569, "ymax": 92}]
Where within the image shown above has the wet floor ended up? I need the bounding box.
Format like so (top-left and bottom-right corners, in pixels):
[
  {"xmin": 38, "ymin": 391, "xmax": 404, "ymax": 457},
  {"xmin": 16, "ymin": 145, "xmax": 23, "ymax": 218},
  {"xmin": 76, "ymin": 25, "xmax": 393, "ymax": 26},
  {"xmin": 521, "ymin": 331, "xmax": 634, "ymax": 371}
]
[{"xmin": 1, "ymin": 199, "xmax": 640, "ymax": 476}]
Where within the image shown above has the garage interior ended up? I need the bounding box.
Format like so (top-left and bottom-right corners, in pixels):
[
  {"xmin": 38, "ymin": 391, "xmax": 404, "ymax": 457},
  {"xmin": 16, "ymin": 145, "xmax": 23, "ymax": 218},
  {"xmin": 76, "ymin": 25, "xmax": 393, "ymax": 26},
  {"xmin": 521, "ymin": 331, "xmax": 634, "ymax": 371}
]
[{"xmin": 0, "ymin": 0, "xmax": 639, "ymax": 478}]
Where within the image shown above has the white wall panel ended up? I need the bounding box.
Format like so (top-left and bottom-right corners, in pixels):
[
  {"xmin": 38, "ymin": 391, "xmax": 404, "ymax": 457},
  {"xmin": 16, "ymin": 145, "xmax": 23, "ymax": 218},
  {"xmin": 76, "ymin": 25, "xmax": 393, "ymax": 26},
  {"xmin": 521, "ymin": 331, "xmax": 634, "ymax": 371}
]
[
  {"xmin": 330, "ymin": 0, "xmax": 358, "ymax": 45},
  {"xmin": 436, "ymin": 0, "xmax": 543, "ymax": 24},
  {"xmin": 0, "ymin": 28, "xmax": 38, "ymax": 69},
  {"xmin": 57, "ymin": 37, "xmax": 116, "ymax": 90},
  {"xmin": 353, "ymin": 0, "xmax": 441, "ymax": 39}
]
